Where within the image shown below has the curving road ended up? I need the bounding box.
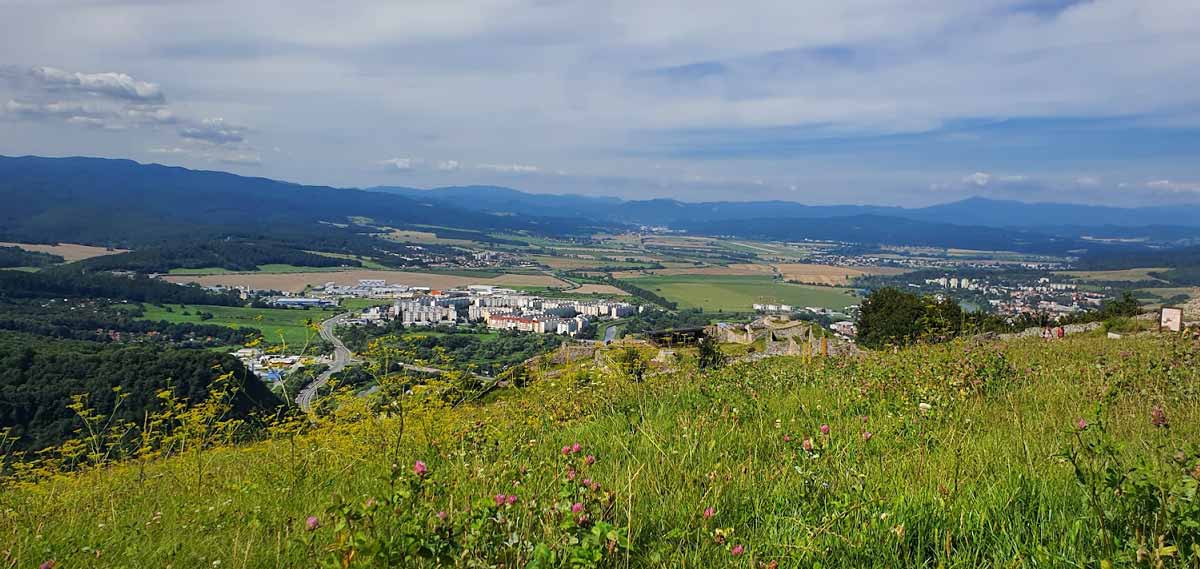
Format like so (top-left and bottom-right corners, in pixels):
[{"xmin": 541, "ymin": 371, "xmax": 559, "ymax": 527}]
[{"xmin": 296, "ymin": 313, "xmax": 353, "ymax": 412}]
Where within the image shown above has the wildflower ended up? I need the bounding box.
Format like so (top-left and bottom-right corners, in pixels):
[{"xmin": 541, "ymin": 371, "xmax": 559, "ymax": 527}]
[
  {"xmin": 305, "ymin": 516, "xmax": 320, "ymax": 532},
  {"xmin": 703, "ymin": 506, "xmax": 715, "ymax": 519},
  {"xmin": 436, "ymin": 511, "xmax": 448, "ymax": 520},
  {"xmin": 589, "ymin": 481, "xmax": 601, "ymax": 492},
  {"xmin": 862, "ymin": 431, "xmax": 873, "ymax": 442},
  {"xmin": 412, "ymin": 460, "xmax": 428, "ymax": 477},
  {"xmin": 363, "ymin": 498, "xmax": 377, "ymax": 509},
  {"xmin": 1075, "ymin": 418, "xmax": 1088, "ymax": 431},
  {"xmin": 918, "ymin": 402, "xmax": 932, "ymax": 413},
  {"xmin": 861, "ymin": 415, "xmax": 869, "ymax": 423},
  {"xmin": 571, "ymin": 442, "xmax": 582, "ymax": 454},
  {"xmin": 802, "ymin": 438, "xmax": 814, "ymax": 452},
  {"xmin": 819, "ymin": 424, "xmax": 830, "ymax": 436},
  {"xmin": 506, "ymin": 494, "xmax": 518, "ymax": 505},
  {"xmin": 584, "ymin": 454, "xmax": 596, "ymax": 465},
  {"xmin": 577, "ymin": 514, "xmax": 589, "ymax": 525},
  {"xmin": 1150, "ymin": 406, "xmax": 1169, "ymax": 428},
  {"xmin": 582, "ymin": 478, "xmax": 592, "ymax": 487},
  {"xmin": 783, "ymin": 434, "xmax": 792, "ymax": 443},
  {"xmin": 40, "ymin": 561, "xmax": 56, "ymax": 569},
  {"xmin": 571, "ymin": 502, "xmax": 584, "ymax": 514},
  {"xmin": 561, "ymin": 445, "xmax": 571, "ymax": 455},
  {"xmin": 567, "ymin": 468, "xmax": 577, "ymax": 481},
  {"xmin": 731, "ymin": 544, "xmax": 745, "ymax": 556},
  {"xmin": 494, "ymin": 494, "xmax": 507, "ymax": 506}
]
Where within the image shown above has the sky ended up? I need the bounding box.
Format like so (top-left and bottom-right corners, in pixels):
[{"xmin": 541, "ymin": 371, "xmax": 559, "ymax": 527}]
[{"xmin": 2, "ymin": 0, "xmax": 1199, "ymax": 207}]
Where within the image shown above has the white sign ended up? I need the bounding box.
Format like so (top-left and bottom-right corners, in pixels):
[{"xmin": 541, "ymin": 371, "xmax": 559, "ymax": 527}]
[{"xmin": 1161, "ymin": 307, "xmax": 1183, "ymax": 333}]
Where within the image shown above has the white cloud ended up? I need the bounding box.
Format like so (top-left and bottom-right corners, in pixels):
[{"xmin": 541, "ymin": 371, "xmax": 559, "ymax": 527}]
[
  {"xmin": 436, "ymin": 159, "xmax": 460, "ymax": 171},
  {"xmin": 29, "ymin": 66, "xmax": 164, "ymax": 102},
  {"xmin": 1145, "ymin": 179, "xmax": 1200, "ymax": 193},
  {"xmin": 476, "ymin": 163, "xmax": 540, "ymax": 173},
  {"xmin": 123, "ymin": 106, "xmax": 177, "ymax": 125},
  {"xmin": 148, "ymin": 146, "xmax": 188, "ymax": 155},
  {"xmin": 961, "ymin": 172, "xmax": 1028, "ymax": 187},
  {"xmin": 220, "ymin": 152, "xmax": 262, "ymax": 166},
  {"xmin": 179, "ymin": 118, "xmax": 247, "ymax": 145},
  {"xmin": 379, "ymin": 157, "xmax": 421, "ymax": 171},
  {"xmin": 963, "ymin": 172, "xmax": 992, "ymax": 187}
]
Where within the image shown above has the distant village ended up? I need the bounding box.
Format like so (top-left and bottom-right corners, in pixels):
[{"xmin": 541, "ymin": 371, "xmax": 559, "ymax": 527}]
[{"xmin": 915, "ymin": 275, "xmax": 1104, "ymax": 318}]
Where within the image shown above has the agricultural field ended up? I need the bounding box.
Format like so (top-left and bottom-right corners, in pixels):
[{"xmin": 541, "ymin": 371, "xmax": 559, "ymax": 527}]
[
  {"xmin": 163, "ymin": 269, "xmax": 569, "ymax": 293},
  {"xmin": 384, "ymin": 229, "xmax": 480, "ymax": 247},
  {"xmin": 1058, "ymin": 267, "xmax": 1170, "ymax": 283},
  {"xmin": 622, "ymin": 273, "xmax": 858, "ymax": 312},
  {"xmin": 166, "ymin": 264, "xmax": 353, "ymax": 276},
  {"xmin": 1134, "ymin": 287, "xmax": 1200, "ymax": 308},
  {"xmin": 5, "ymin": 335, "xmax": 1197, "ymax": 566},
  {"xmin": 138, "ymin": 304, "xmax": 338, "ymax": 349},
  {"xmin": 527, "ymin": 255, "xmax": 652, "ymax": 271},
  {"xmin": 773, "ymin": 263, "xmax": 911, "ymax": 286},
  {"xmin": 609, "ymin": 263, "xmax": 773, "ymax": 280},
  {"xmin": 0, "ymin": 241, "xmax": 128, "ymax": 261},
  {"xmin": 568, "ymin": 283, "xmax": 630, "ymax": 296}
]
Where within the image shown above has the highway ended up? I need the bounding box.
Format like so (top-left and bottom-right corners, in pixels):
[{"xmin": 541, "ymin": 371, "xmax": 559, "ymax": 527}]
[
  {"xmin": 296, "ymin": 313, "xmax": 353, "ymax": 412},
  {"xmin": 295, "ymin": 312, "xmax": 489, "ymax": 412}
]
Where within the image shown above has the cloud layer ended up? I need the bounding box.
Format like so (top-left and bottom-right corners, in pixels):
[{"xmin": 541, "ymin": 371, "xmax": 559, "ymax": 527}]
[{"xmin": 1, "ymin": 0, "xmax": 1199, "ymax": 205}]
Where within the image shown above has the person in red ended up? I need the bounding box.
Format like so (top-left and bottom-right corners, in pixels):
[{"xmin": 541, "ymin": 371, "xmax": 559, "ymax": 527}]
[{"xmin": 1056, "ymin": 326, "xmax": 1065, "ymax": 339}]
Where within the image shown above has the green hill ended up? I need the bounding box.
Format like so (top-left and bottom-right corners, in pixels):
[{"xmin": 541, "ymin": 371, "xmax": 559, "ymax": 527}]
[{"xmin": 2, "ymin": 335, "xmax": 1198, "ymax": 567}]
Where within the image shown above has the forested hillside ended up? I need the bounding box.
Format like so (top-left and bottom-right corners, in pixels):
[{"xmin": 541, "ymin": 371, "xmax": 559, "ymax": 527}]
[
  {"xmin": 0, "ymin": 155, "xmax": 593, "ymax": 248},
  {"xmin": 0, "ymin": 331, "xmax": 279, "ymax": 451}
]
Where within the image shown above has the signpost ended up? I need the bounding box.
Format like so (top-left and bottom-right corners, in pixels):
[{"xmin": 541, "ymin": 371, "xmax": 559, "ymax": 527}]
[{"xmin": 1160, "ymin": 306, "xmax": 1183, "ymax": 333}]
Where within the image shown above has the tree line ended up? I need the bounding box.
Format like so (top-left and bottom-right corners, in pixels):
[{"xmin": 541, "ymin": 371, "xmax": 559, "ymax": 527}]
[
  {"xmin": 0, "ymin": 267, "xmax": 242, "ymax": 306},
  {"xmin": 80, "ymin": 240, "xmax": 360, "ymax": 273},
  {"xmin": 0, "ymin": 246, "xmax": 63, "ymax": 268}
]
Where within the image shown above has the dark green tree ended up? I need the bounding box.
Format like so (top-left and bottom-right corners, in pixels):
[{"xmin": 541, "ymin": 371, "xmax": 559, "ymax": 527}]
[
  {"xmin": 697, "ymin": 334, "xmax": 727, "ymax": 370},
  {"xmin": 856, "ymin": 288, "xmax": 932, "ymax": 349}
]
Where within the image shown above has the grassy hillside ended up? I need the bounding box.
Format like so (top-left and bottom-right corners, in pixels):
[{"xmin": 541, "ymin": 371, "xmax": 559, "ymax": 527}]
[{"xmin": 2, "ymin": 335, "xmax": 1198, "ymax": 567}]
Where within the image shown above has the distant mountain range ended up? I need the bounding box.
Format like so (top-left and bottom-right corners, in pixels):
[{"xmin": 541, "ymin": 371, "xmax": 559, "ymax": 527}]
[
  {"xmin": 373, "ymin": 185, "xmax": 1200, "ymax": 231},
  {"xmin": 0, "ymin": 156, "xmax": 1195, "ymax": 257},
  {"xmin": 0, "ymin": 156, "xmax": 592, "ymax": 248}
]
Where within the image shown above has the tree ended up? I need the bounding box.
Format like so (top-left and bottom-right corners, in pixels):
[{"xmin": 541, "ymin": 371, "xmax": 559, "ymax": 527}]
[
  {"xmin": 856, "ymin": 288, "xmax": 928, "ymax": 349},
  {"xmin": 697, "ymin": 334, "xmax": 726, "ymax": 370},
  {"xmin": 1099, "ymin": 291, "xmax": 1141, "ymax": 319},
  {"xmin": 917, "ymin": 296, "xmax": 964, "ymax": 344}
]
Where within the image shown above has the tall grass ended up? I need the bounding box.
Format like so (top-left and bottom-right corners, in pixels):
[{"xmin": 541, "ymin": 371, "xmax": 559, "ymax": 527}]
[{"xmin": 2, "ymin": 335, "xmax": 1198, "ymax": 567}]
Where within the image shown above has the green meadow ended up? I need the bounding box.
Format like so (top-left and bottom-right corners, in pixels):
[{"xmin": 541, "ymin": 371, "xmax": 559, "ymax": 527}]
[
  {"xmin": 623, "ymin": 274, "xmax": 858, "ymax": 312},
  {"xmin": 4, "ymin": 334, "xmax": 1197, "ymax": 567},
  {"xmin": 138, "ymin": 303, "xmax": 338, "ymax": 349}
]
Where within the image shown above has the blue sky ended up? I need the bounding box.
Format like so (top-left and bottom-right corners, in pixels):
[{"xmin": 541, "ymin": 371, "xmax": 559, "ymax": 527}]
[{"xmin": 1, "ymin": 0, "xmax": 1199, "ymax": 206}]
